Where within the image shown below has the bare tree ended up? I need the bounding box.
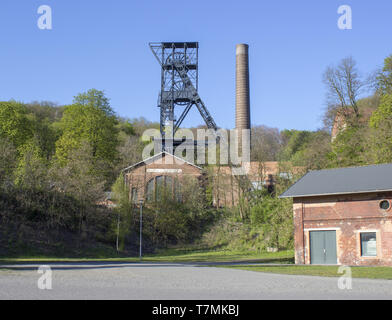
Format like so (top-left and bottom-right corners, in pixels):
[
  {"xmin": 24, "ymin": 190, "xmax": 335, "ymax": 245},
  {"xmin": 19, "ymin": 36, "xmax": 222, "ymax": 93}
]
[
  {"xmin": 50, "ymin": 141, "xmax": 106, "ymax": 234},
  {"xmin": 251, "ymin": 125, "xmax": 282, "ymax": 162},
  {"xmin": 323, "ymin": 56, "xmax": 365, "ymax": 127},
  {"xmin": 116, "ymin": 135, "xmax": 144, "ymax": 172}
]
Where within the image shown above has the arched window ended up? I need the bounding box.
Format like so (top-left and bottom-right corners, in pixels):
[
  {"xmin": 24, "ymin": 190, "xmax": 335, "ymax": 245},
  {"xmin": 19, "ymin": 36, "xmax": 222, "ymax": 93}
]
[
  {"xmin": 145, "ymin": 175, "xmax": 180, "ymax": 202},
  {"xmin": 166, "ymin": 176, "xmax": 173, "ymax": 191},
  {"xmin": 131, "ymin": 188, "xmax": 138, "ymax": 204},
  {"xmin": 156, "ymin": 176, "xmax": 165, "ymax": 201},
  {"xmin": 174, "ymin": 178, "xmax": 182, "ymax": 202},
  {"xmin": 146, "ymin": 178, "xmax": 154, "ymax": 202}
]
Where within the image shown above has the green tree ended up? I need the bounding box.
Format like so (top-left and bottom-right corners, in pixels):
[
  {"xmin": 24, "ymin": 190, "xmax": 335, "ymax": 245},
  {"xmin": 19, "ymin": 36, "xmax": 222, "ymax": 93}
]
[
  {"xmin": 14, "ymin": 141, "xmax": 48, "ymax": 191},
  {"xmin": 55, "ymin": 89, "xmax": 119, "ymax": 182},
  {"xmin": 249, "ymin": 193, "xmax": 293, "ymax": 250},
  {"xmin": 278, "ymin": 130, "xmax": 312, "ymax": 162},
  {"xmin": 26, "ymin": 102, "xmax": 62, "ymax": 160},
  {"xmin": 0, "ymin": 101, "xmax": 34, "ymax": 149},
  {"xmin": 111, "ymin": 175, "xmax": 133, "ymax": 251},
  {"xmin": 329, "ymin": 122, "xmax": 368, "ymax": 167},
  {"xmin": 290, "ymin": 130, "xmax": 332, "ymax": 170},
  {"xmin": 377, "ymin": 54, "xmax": 392, "ymax": 95},
  {"xmin": 367, "ymin": 94, "xmax": 392, "ymax": 163},
  {"xmin": 73, "ymin": 89, "xmax": 115, "ymax": 117}
]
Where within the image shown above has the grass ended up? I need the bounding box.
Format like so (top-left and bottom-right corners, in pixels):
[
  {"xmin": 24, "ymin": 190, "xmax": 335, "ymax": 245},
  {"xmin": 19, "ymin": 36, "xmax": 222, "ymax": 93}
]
[
  {"xmin": 218, "ymin": 265, "xmax": 392, "ymax": 280},
  {"xmin": 0, "ymin": 268, "xmax": 16, "ymax": 274},
  {"xmin": 0, "ymin": 248, "xmax": 295, "ymax": 265},
  {"xmin": 145, "ymin": 248, "xmax": 294, "ymax": 263},
  {"xmin": 3, "ymin": 248, "xmax": 392, "ymax": 280}
]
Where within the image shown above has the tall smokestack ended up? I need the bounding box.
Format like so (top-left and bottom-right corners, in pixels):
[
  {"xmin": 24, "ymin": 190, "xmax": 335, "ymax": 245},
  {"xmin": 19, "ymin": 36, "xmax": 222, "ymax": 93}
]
[{"xmin": 235, "ymin": 44, "xmax": 251, "ymax": 153}]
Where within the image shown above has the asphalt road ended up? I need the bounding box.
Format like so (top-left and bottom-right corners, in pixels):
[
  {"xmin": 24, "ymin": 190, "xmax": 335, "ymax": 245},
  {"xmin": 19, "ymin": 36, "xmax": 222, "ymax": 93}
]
[{"xmin": 1, "ymin": 262, "xmax": 392, "ymax": 300}]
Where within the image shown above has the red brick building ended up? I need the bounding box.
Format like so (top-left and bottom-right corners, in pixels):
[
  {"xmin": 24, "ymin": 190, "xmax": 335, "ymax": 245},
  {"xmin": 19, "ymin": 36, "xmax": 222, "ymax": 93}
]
[
  {"xmin": 122, "ymin": 152, "xmax": 204, "ymax": 204},
  {"xmin": 209, "ymin": 161, "xmax": 279, "ymax": 208},
  {"xmin": 122, "ymin": 152, "xmax": 285, "ymax": 207},
  {"xmin": 280, "ymin": 164, "xmax": 392, "ymax": 266}
]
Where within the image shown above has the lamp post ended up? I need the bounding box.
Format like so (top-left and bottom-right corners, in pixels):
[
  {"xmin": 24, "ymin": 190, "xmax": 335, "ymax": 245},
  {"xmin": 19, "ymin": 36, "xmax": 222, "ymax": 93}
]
[{"xmin": 139, "ymin": 199, "xmax": 144, "ymax": 261}]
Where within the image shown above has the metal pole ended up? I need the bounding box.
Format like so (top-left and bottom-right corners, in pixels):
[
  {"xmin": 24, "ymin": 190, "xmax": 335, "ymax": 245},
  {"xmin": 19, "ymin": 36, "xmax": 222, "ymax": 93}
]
[
  {"xmin": 116, "ymin": 213, "xmax": 120, "ymax": 252},
  {"xmin": 139, "ymin": 201, "xmax": 143, "ymax": 260}
]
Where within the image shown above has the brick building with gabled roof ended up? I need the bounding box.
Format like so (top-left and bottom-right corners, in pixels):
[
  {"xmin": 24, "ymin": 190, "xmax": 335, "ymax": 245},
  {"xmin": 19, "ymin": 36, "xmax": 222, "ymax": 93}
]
[
  {"xmin": 122, "ymin": 152, "xmax": 286, "ymax": 208},
  {"xmin": 122, "ymin": 152, "xmax": 204, "ymax": 204},
  {"xmin": 281, "ymin": 163, "xmax": 392, "ymax": 266}
]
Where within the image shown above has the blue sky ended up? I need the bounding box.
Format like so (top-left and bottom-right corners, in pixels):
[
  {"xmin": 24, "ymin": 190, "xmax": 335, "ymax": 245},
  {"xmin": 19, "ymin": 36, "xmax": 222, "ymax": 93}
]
[{"xmin": 0, "ymin": 0, "xmax": 391, "ymax": 131}]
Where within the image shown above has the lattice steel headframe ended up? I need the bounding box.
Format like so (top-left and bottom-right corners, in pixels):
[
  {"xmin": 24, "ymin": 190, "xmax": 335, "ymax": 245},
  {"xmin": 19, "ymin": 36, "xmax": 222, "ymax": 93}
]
[{"xmin": 149, "ymin": 42, "xmax": 218, "ymax": 146}]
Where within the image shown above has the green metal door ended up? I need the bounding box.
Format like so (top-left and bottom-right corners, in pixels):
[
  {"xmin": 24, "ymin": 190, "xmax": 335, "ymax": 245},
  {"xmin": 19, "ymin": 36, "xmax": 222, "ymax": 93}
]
[
  {"xmin": 310, "ymin": 230, "xmax": 337, "ymax": 265},
  {"xmin": 310, "ymin": 231, "xmax": 325, "ymax": 264}
]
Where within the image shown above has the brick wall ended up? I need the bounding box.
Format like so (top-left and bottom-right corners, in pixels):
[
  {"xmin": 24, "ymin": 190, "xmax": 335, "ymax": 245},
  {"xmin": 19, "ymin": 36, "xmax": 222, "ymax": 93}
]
[
  {"xmin": 125, "ymin": 153, "xmax": 203, "ymax": 202},
  {"xmin": 293, "ymin": 192, "xmax": 392, "ymax": 266}
]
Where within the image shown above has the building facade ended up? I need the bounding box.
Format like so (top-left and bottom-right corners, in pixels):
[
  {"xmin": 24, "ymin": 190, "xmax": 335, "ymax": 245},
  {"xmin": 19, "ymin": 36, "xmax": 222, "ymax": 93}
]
[
  {"xmin": 123, "ymin": 152, "xmax": 285, "ymax": 207},
  {"xmin": 281, "ymin": 164, "xmax": 392, "ymax": 266},
  {"xmin": 210, "ymin": 161, "xmax": 278, "ymax": 208},
  {"xmin": 123, "ymin": 152, "xmax": 204, "ymax": 204}
]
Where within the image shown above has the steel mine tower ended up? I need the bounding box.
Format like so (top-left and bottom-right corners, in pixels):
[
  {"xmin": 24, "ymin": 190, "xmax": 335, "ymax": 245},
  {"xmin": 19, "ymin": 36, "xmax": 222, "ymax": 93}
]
[{"xmin": 149, "ymin": 42, "xmax": 218, "ymax": 151}]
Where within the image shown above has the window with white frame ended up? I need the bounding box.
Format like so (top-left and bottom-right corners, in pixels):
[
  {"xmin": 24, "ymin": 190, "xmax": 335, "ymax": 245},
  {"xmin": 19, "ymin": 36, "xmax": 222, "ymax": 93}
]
[{"xmin": 360, "ymin": 232, "xmax": 377, "ymax": 257}]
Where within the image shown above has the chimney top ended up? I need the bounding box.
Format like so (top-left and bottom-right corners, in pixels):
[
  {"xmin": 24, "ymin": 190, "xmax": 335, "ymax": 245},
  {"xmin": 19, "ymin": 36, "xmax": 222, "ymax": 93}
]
[{"xmin": 236, "ymin": 44, "xmax": 249, "ymax": 55}]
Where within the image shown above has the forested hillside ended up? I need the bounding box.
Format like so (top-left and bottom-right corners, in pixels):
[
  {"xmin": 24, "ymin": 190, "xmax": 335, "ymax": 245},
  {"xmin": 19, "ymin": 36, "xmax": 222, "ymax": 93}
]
[
  {"xmin": 1, "ymin": 52, "xmax": 392, "ymax": 257},
  {"xmin": 252, "ymin": 54, "xmax": 392, "ymax": 170},
  {"xmin": 0, "ymin": 89, "xmax": 152, "ymax": 256}
]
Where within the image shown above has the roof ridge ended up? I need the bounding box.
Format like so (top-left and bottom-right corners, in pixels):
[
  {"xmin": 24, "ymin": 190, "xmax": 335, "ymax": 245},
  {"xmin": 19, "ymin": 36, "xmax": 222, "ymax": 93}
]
[
  {"xmin": 279, "ymin": 171, "xmax": 311, "ymax": 198},
  {"xmin": 280, "ymin": 162, "xmax": 392, "ymax": 198},
  {"xmin": 308, "ymin": 163, "xmax": 392, "ymax": 174},
  {"xmin": 122, "ymin": 151, "xmax": 202, "ymax": 172}
]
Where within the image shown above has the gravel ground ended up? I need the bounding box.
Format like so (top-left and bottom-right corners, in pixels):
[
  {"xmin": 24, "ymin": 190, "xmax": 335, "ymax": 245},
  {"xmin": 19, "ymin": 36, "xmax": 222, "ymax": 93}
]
[{"xmin": 0, "ymin": 262, "xmax": 392, "ymax": 300}]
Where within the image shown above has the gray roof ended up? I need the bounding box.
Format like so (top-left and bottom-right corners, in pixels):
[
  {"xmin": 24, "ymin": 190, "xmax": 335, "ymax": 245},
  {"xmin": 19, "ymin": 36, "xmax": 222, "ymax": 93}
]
[{"xmin": 279, "ymin": 163, "xmax": 392, "ymax": 198}]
